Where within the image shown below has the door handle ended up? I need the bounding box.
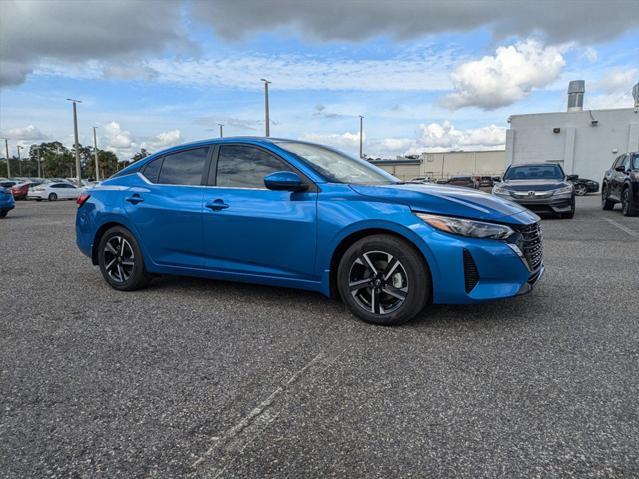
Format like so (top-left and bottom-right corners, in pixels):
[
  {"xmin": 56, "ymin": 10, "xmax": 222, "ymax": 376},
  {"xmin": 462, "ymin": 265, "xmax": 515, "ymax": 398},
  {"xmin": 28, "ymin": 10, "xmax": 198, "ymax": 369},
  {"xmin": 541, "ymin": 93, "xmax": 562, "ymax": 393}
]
[
  {"xmin": 125, "ymin": 194, "xmax": 144, "ymax": 204},
  {"xmin": 206, "ymin": 199, "xmax": 229, "ymax": 211}
]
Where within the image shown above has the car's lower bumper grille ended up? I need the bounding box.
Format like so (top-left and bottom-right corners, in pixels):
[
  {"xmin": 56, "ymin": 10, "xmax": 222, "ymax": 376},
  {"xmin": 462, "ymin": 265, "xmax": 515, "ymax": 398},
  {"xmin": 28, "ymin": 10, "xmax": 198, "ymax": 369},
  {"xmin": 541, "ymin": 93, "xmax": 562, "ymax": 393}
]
[
  {"xmin": 515, "ymin": 222, "xmax": 543, "ymax": 271},
  {"xmin": 463, "ymin": 249, "xmax": 479, "ymax": 293}
]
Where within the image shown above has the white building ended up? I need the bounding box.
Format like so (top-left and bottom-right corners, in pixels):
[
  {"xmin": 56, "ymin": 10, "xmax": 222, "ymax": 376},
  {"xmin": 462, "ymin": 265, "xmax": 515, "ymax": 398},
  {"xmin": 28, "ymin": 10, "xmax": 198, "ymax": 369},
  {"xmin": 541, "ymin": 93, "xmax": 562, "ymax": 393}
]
[{"xmin": 505, "ymin": 81, "xmax": 639, "ymax": 182}]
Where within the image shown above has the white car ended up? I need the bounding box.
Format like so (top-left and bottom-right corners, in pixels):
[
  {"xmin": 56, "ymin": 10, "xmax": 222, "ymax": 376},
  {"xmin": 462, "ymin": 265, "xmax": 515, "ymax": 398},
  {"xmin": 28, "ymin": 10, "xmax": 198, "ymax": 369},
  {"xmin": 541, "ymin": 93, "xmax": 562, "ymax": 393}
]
[{"xmin": 28, "ymin": 182, "xmax": 82, "ymax": 201}]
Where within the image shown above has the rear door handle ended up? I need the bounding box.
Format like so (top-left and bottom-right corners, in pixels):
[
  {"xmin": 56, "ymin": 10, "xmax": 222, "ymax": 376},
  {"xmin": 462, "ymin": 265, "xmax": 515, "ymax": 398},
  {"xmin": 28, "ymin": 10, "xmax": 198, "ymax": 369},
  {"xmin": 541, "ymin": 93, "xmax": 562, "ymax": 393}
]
[
  {"xmin": 206, "ymin": 199, "xmax": 229, "ymax": 211},
  {"xmin": 125, "ymin": 194, "xmax": 144, "ymax": 204}
]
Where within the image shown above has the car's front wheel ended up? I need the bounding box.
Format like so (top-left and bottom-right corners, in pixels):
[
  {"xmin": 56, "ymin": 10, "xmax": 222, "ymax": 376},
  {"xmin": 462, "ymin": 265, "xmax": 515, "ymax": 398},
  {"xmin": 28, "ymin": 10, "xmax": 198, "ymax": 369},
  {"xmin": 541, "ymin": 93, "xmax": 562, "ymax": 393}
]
[
  {"xmin": 601, "ymin": 185, "xmax": 615, "ymax": 210},
  {"xmin": 98, "ymin": 226, "xmax": 152, "ymax": 291},
  {"xmin": 621, "ymin": 187, "xmax": 638, "ymax": 217},
  {"xmin": 574, "ymin": 184, "xmax": 587, "ymax": 196},
  {"xmin": 337, "ymin": 234, "xmax": 430, "ymax": 326},
  {"xmin": 0, "ymin": 210, "xmax": 7, "ymax": 218},
  {"xmin": 48, "ymin": 193, "xmax": 57, "ymax": 201}
]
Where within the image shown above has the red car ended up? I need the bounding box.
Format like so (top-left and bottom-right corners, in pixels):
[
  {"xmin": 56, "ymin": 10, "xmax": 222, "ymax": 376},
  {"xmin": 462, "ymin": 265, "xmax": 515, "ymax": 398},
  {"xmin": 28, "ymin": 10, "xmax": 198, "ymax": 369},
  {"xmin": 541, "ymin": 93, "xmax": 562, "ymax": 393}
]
[{"xmin": 11, "ymin": 181, "xmax": 42, "ymax": 200}]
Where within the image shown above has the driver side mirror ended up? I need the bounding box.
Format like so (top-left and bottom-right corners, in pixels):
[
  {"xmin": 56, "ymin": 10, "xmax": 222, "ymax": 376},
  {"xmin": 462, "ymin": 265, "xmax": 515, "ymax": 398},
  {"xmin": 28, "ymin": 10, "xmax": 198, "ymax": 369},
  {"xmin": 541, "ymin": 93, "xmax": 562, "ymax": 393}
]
[
  {"xmin": 615, "ymin": 165, "xmax": 626, "ymax": 172},
  {"xmin": 566, "ymin": 174, "xmax": 578, "ymax": 181},
  {"xmin": 264, "ymin": 171, "xmax": 308, "ymax": 192}
]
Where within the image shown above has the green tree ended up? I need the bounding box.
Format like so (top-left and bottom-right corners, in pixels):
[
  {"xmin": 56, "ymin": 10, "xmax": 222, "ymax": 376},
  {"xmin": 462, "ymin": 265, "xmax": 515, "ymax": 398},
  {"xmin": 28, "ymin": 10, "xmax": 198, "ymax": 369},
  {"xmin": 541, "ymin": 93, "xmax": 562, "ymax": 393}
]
[
  {"xmin": 131, "ymin": 148, "xmax": 149, "ymax": 163},
  {"xmin": 84, "ymin": 150, "xmax": 119, "ymax": 179}
]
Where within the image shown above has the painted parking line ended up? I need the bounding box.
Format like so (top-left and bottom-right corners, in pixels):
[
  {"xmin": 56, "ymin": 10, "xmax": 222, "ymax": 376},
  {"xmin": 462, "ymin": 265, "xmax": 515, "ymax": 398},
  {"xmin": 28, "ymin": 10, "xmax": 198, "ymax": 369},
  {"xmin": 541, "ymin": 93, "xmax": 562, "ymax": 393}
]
[
  {"xmin": 603, "ymin": 218, "xmax": 639, "ymax": 238},
  {"xmin": 190, "ymin": 347, "xmax": 347, "ymax": 478}
]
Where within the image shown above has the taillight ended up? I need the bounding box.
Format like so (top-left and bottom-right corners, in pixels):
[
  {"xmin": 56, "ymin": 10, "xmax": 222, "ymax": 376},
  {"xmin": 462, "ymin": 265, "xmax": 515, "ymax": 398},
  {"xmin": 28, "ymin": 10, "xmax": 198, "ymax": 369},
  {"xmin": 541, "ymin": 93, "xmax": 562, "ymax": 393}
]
[{"xmin": 77, "ymin": 193, "xmax": 91, "ymax": 207}]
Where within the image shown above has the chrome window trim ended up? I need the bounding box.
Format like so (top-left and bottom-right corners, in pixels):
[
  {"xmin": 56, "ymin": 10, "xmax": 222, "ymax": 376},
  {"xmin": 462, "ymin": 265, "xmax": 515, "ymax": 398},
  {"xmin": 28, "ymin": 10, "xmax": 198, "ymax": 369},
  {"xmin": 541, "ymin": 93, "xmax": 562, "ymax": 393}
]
[{"xmin": 136, "ymin": 172, "xmax": 270, "ymax": 191}]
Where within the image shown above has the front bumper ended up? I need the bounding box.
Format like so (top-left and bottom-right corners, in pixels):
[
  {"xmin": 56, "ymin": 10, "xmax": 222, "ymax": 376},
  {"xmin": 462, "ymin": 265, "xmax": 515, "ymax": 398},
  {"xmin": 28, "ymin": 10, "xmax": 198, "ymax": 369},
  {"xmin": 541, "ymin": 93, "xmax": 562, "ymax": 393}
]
[
  {"xmin": 494, "ymin": 192, "xmax": 572, "ymax": 213},
  {"xmin": 413, "ymin": 222, "xmax": 544, "ymax": 305}
]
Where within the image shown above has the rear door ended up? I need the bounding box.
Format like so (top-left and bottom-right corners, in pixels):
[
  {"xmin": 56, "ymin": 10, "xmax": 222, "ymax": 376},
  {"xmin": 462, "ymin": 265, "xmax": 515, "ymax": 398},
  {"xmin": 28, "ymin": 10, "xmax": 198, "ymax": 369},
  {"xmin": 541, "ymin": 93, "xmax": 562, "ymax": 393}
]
[
  {"xmin": 610, "ymin": 155, "xmax": 627, "ymax": 200},
  {"xmin": 201, "ymin": 144, "xmax": 318, "ymax": 280},
  {"xmin": 122, "ymin": 147, "xmax": 211, "ymax": 268}
]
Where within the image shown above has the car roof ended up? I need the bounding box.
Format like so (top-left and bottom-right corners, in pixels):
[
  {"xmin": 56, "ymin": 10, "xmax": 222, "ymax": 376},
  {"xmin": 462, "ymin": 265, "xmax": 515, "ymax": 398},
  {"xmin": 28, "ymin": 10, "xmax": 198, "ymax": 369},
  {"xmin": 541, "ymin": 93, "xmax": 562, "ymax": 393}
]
[{"xmin": 508, "ymin": 162, "xmax": 561, "ymax": 167}]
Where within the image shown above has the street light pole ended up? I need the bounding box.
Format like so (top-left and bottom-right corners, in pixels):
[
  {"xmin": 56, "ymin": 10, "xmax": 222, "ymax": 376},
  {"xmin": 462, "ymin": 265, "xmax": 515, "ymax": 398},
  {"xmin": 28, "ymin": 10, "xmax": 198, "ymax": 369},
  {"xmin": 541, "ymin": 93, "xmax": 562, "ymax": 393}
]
[
  {"xmin": 93, "ymin": 126, "xmax": 100, "ymax": 181},
  {"xmin": 359, "ymin": 115, "xmax": 364, "ymax": 159},
  {"xmin": 217, "ymin": 123, "xmax": 224, "ymax": 138},
  {"xmin": 16, "ymin": 145, "xmax": 23, "ymax": 176},
  {"xmin": 3, "ymin": 139, "xmax": 10, "ymax": 178},
  {"xmin": 66, "ymin": 98, "xmax": 83, "ymax": 187},
  {"xmin": 36, "ymin": 146, "xmax": 42, "ymax": 178},
  {"xmin": 260, "ymin": 78, "xmax": 271, "ymax": 137}
]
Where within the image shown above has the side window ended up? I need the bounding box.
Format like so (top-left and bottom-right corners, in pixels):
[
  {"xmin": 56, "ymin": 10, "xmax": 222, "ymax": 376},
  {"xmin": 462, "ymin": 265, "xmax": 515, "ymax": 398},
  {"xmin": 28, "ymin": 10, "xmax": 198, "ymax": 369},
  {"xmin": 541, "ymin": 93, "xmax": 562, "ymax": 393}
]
[
  {"xmin": 51, "ymin": 184, "xmax": 62, "ymax": 189},
  {"xmin": 622, "ymin": 155, "xmax": 631, "ymax": 171},
  {"xmin": 216, "ymin": 145, "xmax": 291, "ymax": 188},
  {"xmin": 613, "ymin": 155, "xmax": 625, "ymax": 169},
  {"xmin": 142, "ymin": 157, "xmax": 163, "ymax": 183},
  {"xmin": 158, "ymin": 148, "xmax": 209, "ymax": 186}
]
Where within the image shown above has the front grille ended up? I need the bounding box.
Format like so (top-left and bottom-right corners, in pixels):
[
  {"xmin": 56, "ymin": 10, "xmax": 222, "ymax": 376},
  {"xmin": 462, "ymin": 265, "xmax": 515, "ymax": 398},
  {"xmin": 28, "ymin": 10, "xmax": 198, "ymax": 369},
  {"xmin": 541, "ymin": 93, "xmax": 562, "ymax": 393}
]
[
  {"xmin": 463, "ymin": 249, "xmax": 479, "ymax": 293},
  {"xmin": 516, "ymin": 222, "xmax": 543, "ymax": 271}
]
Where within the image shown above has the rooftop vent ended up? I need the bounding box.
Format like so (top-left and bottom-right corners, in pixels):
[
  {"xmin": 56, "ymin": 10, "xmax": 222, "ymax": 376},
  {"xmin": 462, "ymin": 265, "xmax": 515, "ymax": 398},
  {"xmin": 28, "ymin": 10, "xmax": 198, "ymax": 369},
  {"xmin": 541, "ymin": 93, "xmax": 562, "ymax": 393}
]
[{"xmin": 567, "ymin": 80, "xmax": 585, "ymax": 112}]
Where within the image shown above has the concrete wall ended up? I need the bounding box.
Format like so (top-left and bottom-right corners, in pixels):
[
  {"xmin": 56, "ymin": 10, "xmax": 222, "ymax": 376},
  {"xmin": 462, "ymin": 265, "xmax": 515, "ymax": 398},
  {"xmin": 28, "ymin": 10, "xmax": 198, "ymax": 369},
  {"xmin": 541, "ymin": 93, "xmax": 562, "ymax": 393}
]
[
  {"xmin": 372, "ymin": 150, "xmax": 505, "ymax": 181},
  {"xmin": 506, "ymin": 108, "xmax": 639, "ymax": 182}
]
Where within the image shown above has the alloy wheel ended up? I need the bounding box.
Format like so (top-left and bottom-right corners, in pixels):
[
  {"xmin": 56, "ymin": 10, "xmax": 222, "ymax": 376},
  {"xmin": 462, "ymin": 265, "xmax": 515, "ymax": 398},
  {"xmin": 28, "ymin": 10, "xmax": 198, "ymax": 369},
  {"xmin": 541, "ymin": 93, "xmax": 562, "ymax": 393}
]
[
  {"xmin": 348, "ymin": 251, "xmax": 408, "ymax": 315},
  {"xmin": 575, "ymin": 184, "xmax": 587, "ymax": 196},
  {"xmin": 103, "ymin": 235, "xmax": 135, "ymax": 283}
]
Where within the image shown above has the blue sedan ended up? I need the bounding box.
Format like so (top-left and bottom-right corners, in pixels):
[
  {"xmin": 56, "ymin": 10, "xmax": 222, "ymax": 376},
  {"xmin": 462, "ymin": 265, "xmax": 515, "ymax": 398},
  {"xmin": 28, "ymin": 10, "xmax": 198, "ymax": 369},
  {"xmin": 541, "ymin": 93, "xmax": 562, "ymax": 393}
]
[
  {"xmin": 0, "ymin": 186, "xmax": 15, "ymax": 218},
  {"xmin": 76, "ymin": 138, "xmax": 543, "ymax": 325}
]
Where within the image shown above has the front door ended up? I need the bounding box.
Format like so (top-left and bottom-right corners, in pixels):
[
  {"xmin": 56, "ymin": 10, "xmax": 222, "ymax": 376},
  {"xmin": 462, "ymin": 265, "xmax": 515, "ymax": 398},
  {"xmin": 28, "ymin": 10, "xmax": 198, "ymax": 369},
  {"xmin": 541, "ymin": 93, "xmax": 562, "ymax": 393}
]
[{"xmin": 202, "ymin": 144, "xmax": 317, "ymax": 280}]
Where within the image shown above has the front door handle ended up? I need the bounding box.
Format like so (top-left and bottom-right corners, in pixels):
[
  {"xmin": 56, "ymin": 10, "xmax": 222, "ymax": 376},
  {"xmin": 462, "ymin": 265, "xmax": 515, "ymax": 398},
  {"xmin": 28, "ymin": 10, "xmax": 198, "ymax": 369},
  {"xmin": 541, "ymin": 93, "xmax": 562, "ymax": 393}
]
[
  {"xmin": 125, "ymin": 194, "xmax": 144, "ymax": 204},
  {"xmin": 206, "ymin": 199, "xmax": 229, "ymax": 211}
]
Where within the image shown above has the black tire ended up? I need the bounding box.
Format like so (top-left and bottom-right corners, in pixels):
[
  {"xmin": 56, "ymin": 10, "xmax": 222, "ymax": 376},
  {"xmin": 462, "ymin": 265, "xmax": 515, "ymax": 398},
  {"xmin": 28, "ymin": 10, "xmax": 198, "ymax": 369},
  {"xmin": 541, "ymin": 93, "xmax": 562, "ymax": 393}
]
[
  {"xmin": 621, "ymin": 186, "xmax": 638, "ymax": 217},
  {"xmin": 48, "ymin": 193, "xmax": 57, "ymax": 201},
  {"xmin": 563, "ymin": 196, "xmax": 575, "ymax": 219},
  {"xmin": 574, "ymin": 184, "xmax": 587, "ymax": 196},
  {"xmin": 98, "ymin": 226, "xmax": 152, "ymax": 291},
  {"xmin": 0, "ymin": 210, "xmax": 7, "ymax": 218},
  {"xmin": 337, "ymin": 234, "xmax": 430, "ymax": 326},
  {"xmin": 601, "ymin": 185, "xmax": 615, "ymax": 210}
]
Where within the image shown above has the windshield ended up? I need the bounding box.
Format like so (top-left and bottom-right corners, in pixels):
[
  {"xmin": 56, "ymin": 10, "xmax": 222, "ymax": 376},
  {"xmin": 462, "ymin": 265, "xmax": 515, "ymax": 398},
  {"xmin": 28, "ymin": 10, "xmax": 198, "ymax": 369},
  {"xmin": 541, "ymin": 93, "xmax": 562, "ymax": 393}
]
[
  {"xmin": 633, "ymin": 154, "xmax": 639, "ymax": 170},
  {"xmin": 504, "ymin": 164, "xmax": 563, "ymax": 180},
  {"xmin": 276, "ymin": 142, "xmax": 399, "ymax": 185}
]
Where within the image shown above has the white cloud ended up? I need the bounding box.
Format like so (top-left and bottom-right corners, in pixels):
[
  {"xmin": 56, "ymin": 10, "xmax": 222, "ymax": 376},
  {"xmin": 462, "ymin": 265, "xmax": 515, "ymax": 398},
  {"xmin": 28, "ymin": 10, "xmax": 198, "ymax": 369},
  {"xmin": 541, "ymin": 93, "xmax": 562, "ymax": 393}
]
[
  {"xmin": 99, "ymin": 121, "xmax": 182, "ymax": 160},
  {"xmin": 592, "ymin": 68, "xmax": 638, "ymax": 94},
  {"xmin": 581, "ymin": 47, "xmax": 599, "ymax": 63},
  {"xmin": 0, "ymin": 125, "xmax": 48, "ymax": 141},
  {"xmin": 145, "ymin": 130, "xmax": 182, "ymax": 150},
  {"xmin": 103, "ymin": 122, "xmax": 135, "ymax": 150},
  {"xmin": 442, "ymin": 40, "xmax": 567, "ymax": 110},
  {"xmin": 301, "ymin": 132, "xmax": 362, "ymax": 150}
]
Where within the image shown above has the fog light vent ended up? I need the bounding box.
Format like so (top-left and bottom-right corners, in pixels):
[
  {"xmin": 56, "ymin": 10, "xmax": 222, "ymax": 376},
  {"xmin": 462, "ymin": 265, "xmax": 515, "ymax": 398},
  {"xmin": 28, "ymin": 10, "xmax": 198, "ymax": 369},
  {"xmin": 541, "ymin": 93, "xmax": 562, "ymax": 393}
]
[{"xmin": 463, "ymin": 249, "xmax": 479, "ymax": 293}]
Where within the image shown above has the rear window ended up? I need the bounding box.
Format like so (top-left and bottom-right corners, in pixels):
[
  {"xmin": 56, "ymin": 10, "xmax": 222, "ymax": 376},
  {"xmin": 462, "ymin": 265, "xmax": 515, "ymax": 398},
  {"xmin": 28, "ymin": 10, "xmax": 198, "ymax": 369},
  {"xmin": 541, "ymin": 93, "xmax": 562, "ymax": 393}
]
[{"xmin": 158, "ymin": 148, "xmax": 209, "ymax": 186}]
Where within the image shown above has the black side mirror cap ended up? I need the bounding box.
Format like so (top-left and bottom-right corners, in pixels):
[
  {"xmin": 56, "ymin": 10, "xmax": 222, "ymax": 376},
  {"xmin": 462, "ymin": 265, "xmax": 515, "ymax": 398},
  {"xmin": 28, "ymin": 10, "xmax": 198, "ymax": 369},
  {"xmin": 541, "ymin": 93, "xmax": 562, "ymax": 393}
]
[
  {"xmin": 566, "ymin": 174, "xmax": 578, "ymax": 181},
  {"xmin": 264, "ymin": 171, "xmax": 309, "ymax": 192}
]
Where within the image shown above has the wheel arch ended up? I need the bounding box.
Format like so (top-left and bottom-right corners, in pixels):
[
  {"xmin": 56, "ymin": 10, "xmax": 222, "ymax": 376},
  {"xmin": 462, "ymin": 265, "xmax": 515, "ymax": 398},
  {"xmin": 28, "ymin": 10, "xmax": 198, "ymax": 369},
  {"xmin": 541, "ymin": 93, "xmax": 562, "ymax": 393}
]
[
  {"xmin": 91, "ymin": 221, "xmax": 128, "ymax": 265},
  {"xmin": 327, "ymin": 227, "xmax": 432, "ymax": 300}
]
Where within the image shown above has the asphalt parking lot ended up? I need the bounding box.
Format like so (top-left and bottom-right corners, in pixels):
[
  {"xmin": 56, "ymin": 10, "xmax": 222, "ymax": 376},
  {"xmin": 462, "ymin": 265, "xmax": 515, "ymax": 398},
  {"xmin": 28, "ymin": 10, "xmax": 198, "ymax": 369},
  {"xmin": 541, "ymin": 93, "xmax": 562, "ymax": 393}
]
[{"xmin": 1, "ymin": 196, "xmax": 638, "ymax": 478}]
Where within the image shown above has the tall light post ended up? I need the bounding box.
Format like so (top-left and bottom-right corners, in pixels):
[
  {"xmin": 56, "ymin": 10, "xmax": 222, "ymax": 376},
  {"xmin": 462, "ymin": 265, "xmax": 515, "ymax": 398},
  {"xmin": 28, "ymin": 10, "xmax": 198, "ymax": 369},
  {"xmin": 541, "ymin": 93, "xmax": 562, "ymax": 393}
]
[
  {"xmin": 35, "ymin": 146, "xmax": 42, "ymax": 178},
  {"xmin": 16, "ymin": 145, "xmax": 23, "ymax": 176},
  {"xmin": 359, "ymin": 115, "xmax": 364, "ymax": 159},
  {"xmin": 217, "ymin": 122, "xmax": 224, "ymax": 138},
  {"xmin": 92, "ymin": 126, "xmax": 100, "ymax": 181},
  {"xmin": 260, "ymin": 78, "xmax": 271, "ymax": 137},
  {"xmin": 3, "ymin": 139, "xmax": 10, "ymax": 178},
  {"xmin": 66, "ymin": 98, "xmax": 83, "ymax": 187}
]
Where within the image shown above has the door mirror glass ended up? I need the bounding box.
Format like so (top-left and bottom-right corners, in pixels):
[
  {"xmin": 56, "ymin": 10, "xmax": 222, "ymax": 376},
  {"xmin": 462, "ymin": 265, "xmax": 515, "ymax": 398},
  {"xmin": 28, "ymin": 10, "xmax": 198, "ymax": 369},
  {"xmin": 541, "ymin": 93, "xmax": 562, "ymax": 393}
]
[
  {"xmin": 615, "ymin": 165, "xmax": 626, "ymax": 172},
  {"xmin": 566, "ymin": 174, "xmax": 578, "ymax": 181},
  {"xmin": 264, "ymin": 171, "xmax": 308, "ymax": 192}
]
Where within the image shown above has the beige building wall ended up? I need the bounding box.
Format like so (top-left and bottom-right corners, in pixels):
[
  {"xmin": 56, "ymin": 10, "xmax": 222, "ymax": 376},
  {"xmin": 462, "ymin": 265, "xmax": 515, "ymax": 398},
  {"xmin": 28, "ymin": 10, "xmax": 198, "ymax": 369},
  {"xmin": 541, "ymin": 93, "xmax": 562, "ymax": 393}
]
[{"xmin": 373, "ymin": 150, "xmax": 506, "ymax": 181}]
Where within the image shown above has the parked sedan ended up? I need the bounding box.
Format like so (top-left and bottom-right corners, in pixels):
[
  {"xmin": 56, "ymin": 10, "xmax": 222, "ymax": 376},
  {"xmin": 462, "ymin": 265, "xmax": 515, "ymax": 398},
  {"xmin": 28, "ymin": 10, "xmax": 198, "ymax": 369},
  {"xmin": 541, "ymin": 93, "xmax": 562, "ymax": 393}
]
[
  {"xmin": 448, "ymin": 176, "xmax": 479, "ymax": 189},
  {"xmin": 602, "ymin": 152, "xmax": 639, "ymax": 216},
  {"xmin": 0, "ymin": 186, "xmax": 15, "ymax": 218},
  {"xmin": 408, "ymin": 176, "xmax": 433, "ymax": 184},
  {"xmin": 28, "ymin": 182, "xmax": 82, "ymax": 201},
  {"xmin": 77, "ymin": 138, "xmax": 543, "ymax": 326},
  {"xmin": 492, "ymin": 163, "xmax": 575, "ymax": 218},
  {"xmin": 568, "ymin": 176, "xmax": 599, "ymax": 196},
  {"xmin": 10, "ymin": 181, "xmax": 43, "ymax": 200}
]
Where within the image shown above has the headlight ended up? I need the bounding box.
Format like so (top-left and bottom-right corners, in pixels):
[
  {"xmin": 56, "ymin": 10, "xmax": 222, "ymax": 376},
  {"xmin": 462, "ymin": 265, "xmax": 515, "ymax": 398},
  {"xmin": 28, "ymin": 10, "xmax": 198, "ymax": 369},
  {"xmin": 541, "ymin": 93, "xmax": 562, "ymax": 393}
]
[
  {"xmin": 553, "ymin": 185, "xmax": 573, "ymax": 195},
  {"xmin": 416, "ymin": 213, "xmax": 515, "ymax": 240},
  {"xmin": 492, "ymin": 185, "xmax": 510, "ymax": 195}
]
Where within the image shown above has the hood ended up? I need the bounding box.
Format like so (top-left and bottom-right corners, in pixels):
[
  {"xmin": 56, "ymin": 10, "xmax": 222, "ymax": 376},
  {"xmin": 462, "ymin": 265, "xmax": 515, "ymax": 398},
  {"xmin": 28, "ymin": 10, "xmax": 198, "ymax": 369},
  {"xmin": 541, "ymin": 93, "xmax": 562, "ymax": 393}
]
[
  {"xmin": 350, "ymin": 183, "xmax": 538, "ymax": 224},
  {"xmin": 498, "ymin": 179, "xmax": 568, "ymax": 191}
]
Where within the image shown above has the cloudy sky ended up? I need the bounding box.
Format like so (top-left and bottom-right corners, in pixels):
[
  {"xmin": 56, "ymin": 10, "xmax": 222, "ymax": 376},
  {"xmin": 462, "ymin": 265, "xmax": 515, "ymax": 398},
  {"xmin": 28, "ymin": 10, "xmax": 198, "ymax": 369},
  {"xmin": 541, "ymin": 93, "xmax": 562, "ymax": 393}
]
[{"xmin": 0, "ymin": 0, "xmax": 638, "ymax": 160}]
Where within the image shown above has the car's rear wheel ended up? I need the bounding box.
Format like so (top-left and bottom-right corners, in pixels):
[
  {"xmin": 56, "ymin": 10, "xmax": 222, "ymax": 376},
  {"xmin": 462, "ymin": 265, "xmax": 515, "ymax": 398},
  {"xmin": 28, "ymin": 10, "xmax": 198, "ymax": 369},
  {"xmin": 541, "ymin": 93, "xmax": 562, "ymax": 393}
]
[
  {"xmin": 48, "ymin": 193, "xmax": 57, "ymax": 201},
  {"xmin": 98, "ymin": 226, "xmax": 152, "ymax": 291},
  {"xmin": 0, "ymin": 210, "xmax": 7, "ymax": 218},
  {"xmin": 574, "ymin": 184, "xmax": 587, "ymax": 196},
  {"xmin": 337, "ymin": 234, "xmax": 430, "ymax": 326},
  {"xmin": 621, "ymin": 187, "xmax": 638, "ymax": 217},
  {"xmin": 601, "ymin": 185, "xmax": 615, "ymax": 210}
]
